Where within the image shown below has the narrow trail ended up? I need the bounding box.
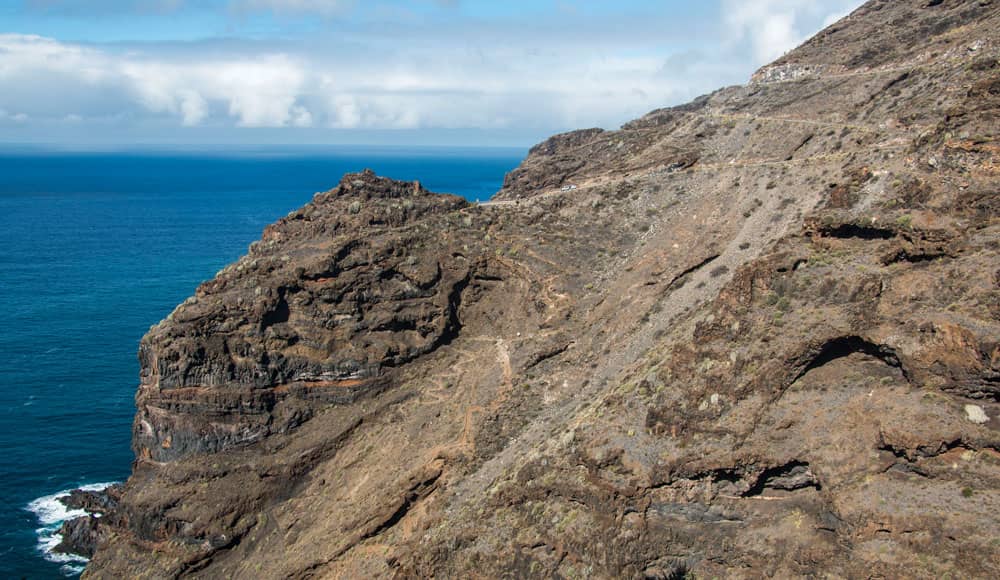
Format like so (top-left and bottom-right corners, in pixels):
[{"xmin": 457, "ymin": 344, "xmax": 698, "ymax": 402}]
[
  {"xmin": 489, "ymin": 252, "xmax": 571, "ymax": 325},
  {"xmin": 458, "ymin": 339, "xmax": 514, "ymax": 454},
  {"xmin": 677, "ymin": 110, "xmax": 927, "ymax": 134},
  {"xmin": 453, "ymin": 405, "xmax": 485, "ymax": 457},
  {"xmin": 750, "ymin": 46, "xmax": 993, "ymax": 86},
  {"xmin": 479, "ymin": 139, "xmax": 911, "ymax": 208},
  {"xmin": 497, "ymin": 339, "xmax": 513, "ymax": 392},
  {"xmin": 473, "ymin": 49, "xmax": 990, "ymax": 210},
  {"xmin": 417, "ymin": 347, "xmax": 478, "ymax": 405},
  {"xmin": 497, "ymin": 340, "xmax": 512, "ymax": 384},
  {"xmin": 421, "ymin": 337, "xmax": 515, "ymax": 461}
]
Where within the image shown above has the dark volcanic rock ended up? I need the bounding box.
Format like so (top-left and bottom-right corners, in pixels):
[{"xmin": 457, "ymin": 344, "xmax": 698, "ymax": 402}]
[
  {"xmin": 59, "ymin": 485, "xmax": 122, "ymax": 516},
  {"xmin": 87, "ymin": 1, "xmax": 1000, "ymax": 578},
  {"xmin": 53, "ymin": 485, "xmax": 122, "ymax": 561},
  {"xmin": 55, "ymin": 516, "xmax": 103, "ymax": 559},
  {"xmin": 133, "ymin": 169, "xmax": 477, "ymax": 462}
]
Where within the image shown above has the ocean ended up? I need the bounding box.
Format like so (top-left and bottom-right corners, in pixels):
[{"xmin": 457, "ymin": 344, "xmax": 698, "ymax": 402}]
[{"xmin": 0, "ymin": 146, "xmax": 524, "ymax": 579}]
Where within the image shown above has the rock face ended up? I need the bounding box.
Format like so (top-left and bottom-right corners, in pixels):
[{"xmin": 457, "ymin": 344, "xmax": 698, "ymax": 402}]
[
  {"xmin": 133, "ymin": 172, "xmax": 474, "ymax": 461},
  {"xmin": 86, "ymin": 1, "xmax": 999, "ymax": 578},
  {"xmin": 54, "ymin": 486, "xmax": 122, "ymax": 559}
]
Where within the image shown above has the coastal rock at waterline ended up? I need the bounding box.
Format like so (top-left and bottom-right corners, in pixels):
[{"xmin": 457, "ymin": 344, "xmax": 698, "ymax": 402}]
[
  {"xmin": 53, "ymin": 485, "xmax": 122, "ymax": 559},
  {"xmin": 59, "ymin": 485, "xmax": 122, "ymax": 516},
  {"xmin": 55, "ymin": 516, "xmax": 103, "ymax": 559}
]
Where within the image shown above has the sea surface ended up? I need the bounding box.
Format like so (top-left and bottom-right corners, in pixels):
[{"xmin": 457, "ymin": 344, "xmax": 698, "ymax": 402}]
[{"xmin": 0, "ymin": 145, "xmax": 523, "ymax": 578}]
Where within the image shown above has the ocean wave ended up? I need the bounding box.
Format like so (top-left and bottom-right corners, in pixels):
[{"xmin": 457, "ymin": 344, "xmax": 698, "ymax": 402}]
[{"xmin": 25, "ymin": 482, "xmax": 119, "ymax": 577}]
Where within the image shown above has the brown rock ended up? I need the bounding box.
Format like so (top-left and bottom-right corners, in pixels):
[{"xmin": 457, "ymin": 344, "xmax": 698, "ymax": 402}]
[{"xmin": 85, "ymin": 1, "xmax": 1000, "ymax": 578}]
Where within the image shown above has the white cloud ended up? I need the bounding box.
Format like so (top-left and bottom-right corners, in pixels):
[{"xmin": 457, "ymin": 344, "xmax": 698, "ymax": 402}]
[
  {"xmin": 121, "ymin": 56, "xmax": 307, "ymax": 128},
  {"xmin": 0, "ymin": 2, "xmax": 865, "ymax": 139},
  {"xmin": 0, "ymin": 34, "xmax": 111, "ymax": 83},
  {"xmin": 0, "ymin": 35, "xmax": 312, "ymax": 128},
  {"xmin": 722, "ymin": 0, "xmax": 862, "ymax": 63},
  {"xmin": 0, "ymin": 32, "xmax": 705, "ymax": 132},
  {"xmin": 177, "ymin": 90, "xmax": 208, "ymax": 126}
]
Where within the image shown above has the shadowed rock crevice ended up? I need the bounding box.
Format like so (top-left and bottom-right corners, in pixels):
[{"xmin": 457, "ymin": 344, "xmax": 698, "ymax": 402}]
[
  {"xmin": 260, "ymin": 291, "xmax": 291, "ymax": 330},
  {"xmin": 877, "ymin": 434, "xmax": 997, "ymax": 463},
  {"xmin": 743, "ymin": 461, "xmax": 820, "ymax": 496},
  {"xmin": 812, "ymin": 223, "xmax": 896, "ymax": 240},
  {"xmin": 880, "ymin": 248, "xmax": 949, "ymax": 265},
  {"xmin": 666, "ymin": 255, "xmax": 720, "ymax": 290},
  {"xmin": 790, "ymin": 336, "xmax": 909, "ymax": 385}
]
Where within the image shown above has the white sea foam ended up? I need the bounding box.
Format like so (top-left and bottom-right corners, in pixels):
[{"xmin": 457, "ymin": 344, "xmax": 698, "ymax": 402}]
[{"xmin": 25, "ymin": 482, "xmax": 119, "ymax": 577}]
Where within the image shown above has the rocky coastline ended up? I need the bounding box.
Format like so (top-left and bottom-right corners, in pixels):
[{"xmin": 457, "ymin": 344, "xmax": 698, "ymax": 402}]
[{"xmin": 77, "ymin": 1, "xmax": 1000, "ymax": 577}]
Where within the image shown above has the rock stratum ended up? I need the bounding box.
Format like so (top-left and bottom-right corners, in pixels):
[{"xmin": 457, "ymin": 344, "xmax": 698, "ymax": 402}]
[{"xmin": 84, "ymin": 1, "xmax": 999, "ymax": 578}]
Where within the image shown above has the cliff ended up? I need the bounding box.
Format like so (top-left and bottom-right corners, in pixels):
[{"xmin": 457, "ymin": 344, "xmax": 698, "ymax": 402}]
[{"xmin": 85, "ymin": 0, "xmax": 999, "ymax": 577}]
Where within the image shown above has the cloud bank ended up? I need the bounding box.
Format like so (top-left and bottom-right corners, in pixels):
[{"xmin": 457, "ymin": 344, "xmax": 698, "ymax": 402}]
[
  {"xmin": 0, "ymin": 1, "xmax": 864, "ymax": 143},
  {"xmin": 0, "ymin": 33, "xmax": 713, "ymax": 131}
]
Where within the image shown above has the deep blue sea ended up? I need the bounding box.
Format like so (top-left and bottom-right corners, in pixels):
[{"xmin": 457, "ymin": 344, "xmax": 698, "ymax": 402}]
[{"xmin": 0, "ymin": 146, "xmax": 523, "ymax": 578}]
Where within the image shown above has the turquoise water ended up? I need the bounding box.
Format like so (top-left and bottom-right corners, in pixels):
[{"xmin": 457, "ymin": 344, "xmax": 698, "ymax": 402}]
[{"xmin": 0, "ymin": 146, "xmax": 523, "ymax": 578}]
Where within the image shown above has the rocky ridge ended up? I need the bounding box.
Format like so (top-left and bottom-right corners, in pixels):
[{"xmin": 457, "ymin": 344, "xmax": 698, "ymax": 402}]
[{"xmin": 84, "ymin": 1, "xmax": 999, "ymax": 578}]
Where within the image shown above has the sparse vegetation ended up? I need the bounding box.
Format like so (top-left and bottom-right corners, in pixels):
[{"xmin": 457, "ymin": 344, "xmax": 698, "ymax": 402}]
[{"xmin": 84, "ymin": 7, "xmax": 1000, "ymax": 578}]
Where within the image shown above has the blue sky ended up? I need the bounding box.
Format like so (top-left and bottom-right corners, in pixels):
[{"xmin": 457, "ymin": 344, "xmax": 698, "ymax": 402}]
[{"xmin": 0, "ymin": 0, "xmax": 864, "ymax": 147}]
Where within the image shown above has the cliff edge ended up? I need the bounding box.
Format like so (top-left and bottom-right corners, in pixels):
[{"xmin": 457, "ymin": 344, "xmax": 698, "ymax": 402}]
[{"xmin": 86, "ymin": 1, "xmax": 999, "ymax": 577}]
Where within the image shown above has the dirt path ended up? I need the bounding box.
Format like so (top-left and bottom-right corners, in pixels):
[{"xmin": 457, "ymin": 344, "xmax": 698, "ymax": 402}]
[{"xmin": 479, "ymin": 137, "xmax": 911, "ymax": 209}]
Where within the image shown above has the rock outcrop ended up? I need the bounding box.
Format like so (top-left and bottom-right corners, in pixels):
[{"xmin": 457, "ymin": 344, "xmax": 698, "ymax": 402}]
[
  {"xmin": 85, "ymin": 1, "xmax": 999, "ymax": 578},
  {"xmin": 133, "ymin": 171, "xmax": 476, "ymax": 461},
  {"xmin": 53, "ymin": 486, "xmax": 122, "ymax": 559}
]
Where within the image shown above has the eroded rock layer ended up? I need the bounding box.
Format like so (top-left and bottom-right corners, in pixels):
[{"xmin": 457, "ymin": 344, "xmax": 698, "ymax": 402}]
[{"xmin": 87, "ymin": 1, "xmax": 999, "ymax": 578}]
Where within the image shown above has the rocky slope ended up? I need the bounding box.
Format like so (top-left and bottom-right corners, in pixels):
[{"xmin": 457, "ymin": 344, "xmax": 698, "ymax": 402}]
[{"xmin": 84, "ymin": 0, "xmax": 999, "ymax": 577}]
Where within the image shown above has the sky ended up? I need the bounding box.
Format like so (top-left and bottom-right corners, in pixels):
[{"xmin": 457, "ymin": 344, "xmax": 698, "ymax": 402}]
[{"xmin": 0, "ymin": 0, "xmax": 865, "ymax": 148}]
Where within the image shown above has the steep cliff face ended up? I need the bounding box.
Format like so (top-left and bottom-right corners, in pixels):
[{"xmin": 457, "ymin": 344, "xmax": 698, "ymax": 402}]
[
  {"xmin": 134, "ymin": 172, "xmax": 476, "ymax": 461},
  {"xmin": 87, "ymin": 1, "xmax": 999, "ymax": 578}
]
